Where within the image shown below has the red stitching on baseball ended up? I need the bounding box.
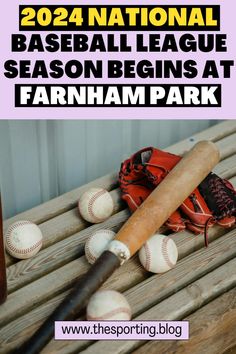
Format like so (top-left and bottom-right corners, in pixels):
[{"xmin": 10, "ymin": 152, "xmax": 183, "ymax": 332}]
[
  {"xmin": 6, "ymin": 239, "xmax": 42, "ymax": 255},
  {"xmin": 87, "ymin": 307, "xmax": 131, "ymax": 320},
  {"xmin": 87, "ymin": 190, "xmax": 110, "ymax": 222},
  {"xmin": 85, "ymin": 235, "xmax": 97, "ymax": 263},
  {"xmin": 85, "ymin": 230, "xmax": 115, "ymax": 263},
  {"xmin": 5, "ymin": 221, "xmax": 42, "ymax": 255},
  {"xmin": 144, "ymin": 243, "xmax": 151, "ymax": 271},
  {"xmin": 6, "ymin": 220, "xmax": 32, "ymax": 234},
  {"xmin": 162, "ymin": 237, "xmax": 175, "ymax": 269}
]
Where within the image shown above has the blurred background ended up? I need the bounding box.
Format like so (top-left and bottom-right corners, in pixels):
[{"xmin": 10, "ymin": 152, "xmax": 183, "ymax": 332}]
[{"xmin": 0, "ymin": 120, "xmax": 219, "ymax": 218}]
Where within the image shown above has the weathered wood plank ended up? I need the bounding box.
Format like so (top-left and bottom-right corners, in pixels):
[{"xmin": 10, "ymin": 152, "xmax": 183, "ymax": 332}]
[
  {"xmin": 5, "ymin": 147, "xmax": 236, "ymax": 270},
  {"xmin": 230, "ymin": 176, "xmax": 236, "ymax": 186},
  {"xmin": 5, "ymin": 188, "xmax": 125, "ymax": 267},
  {"xmin": 133, "ymin": 287, "xmax": 236, "ymax": 354},
  {"xmin": 36, "ymin": 188, "xmax": 123, "ymax": 249},
  {"xmin": 167, "ymin": 121, "xmax": 236, "ymax": 155},
  {"xmin": 139, "ymin": 260, "xmax": 236, "ymax": 318},
  {"xmin": 1, "ymin": 252, "xmax": 147, "ymax": 328},
  {"xmin": 7, "ymin": 210, "xmax": 129, "ymax": 293},
  {"xmin": 81, "ymin": 258, "xmax": 236, "ymax": 354},
  {"xmin": 0, "ymin": 290, "xmax": 71, "ymax": 354},
  {"xmin": 41, "ymin": 229, "xmax": 236, "ymax": 354},
  {"xmin": 123, "ymin": 228, "xmax": 236, "ymax": 318},
  {"xmin": 213, "ymin": 154, "xmax": 236, "ymax": 179},
  {"xmin": 5, "ymin": 217, "xmax": 226, "ymax": 296},
  {"xmin": 6, "ymin": 170, "xmax": 236, "ymax": 292},
  {"xmin": 215, "ymin": 133, "xmax": 236, "ymax": 159},
  {"xmin": 4, "ymin": 124, "xmax": 236, "ymax": 268},
  {"xmin": 4, "ymin": 121, "xmax": 235, "ymax": 233},
  {"xmin": 171, "ymin": 131, "xmax": 236, "ymax": 160},
  {"xmin": 1, "ymin": 227, "xmax": 235, "ymax": 353},
  {"xmin": 0, "ymin": 121, "xmax": 235, "ymax": 354},
  {"xmin": 3, "ymin": 172, "xmax": 119, "ymax": 232}
]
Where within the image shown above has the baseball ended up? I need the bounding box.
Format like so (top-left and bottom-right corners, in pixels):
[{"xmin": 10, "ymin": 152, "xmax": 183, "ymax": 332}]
[
  {"xmin": 78, "ymin": 188, "xmax": 114, "ymax": 223},
  {"xmin": 139, "ymin": 233, "xmax": 178, "ymax": 273},
  {"xmin": 87, "ymin": 290, "xmax": 132, "ymax": 321},
  {"xmin": 85, "ymin": 229, "xmax": 116, "ymax": 264},
  {"xmin": 5, "ymin": 221, "xmax": 43, "ymax": 259}
]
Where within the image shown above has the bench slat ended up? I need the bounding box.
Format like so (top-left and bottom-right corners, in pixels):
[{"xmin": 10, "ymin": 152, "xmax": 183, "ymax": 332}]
[
  {"xmin": 213, "ymin": 154, "xmax": 236, "ymax": 179},
  {"xmin": 3, "ymin": 172, "xmax": 118, "ymax": 232},
  {"xmin": 4, "ymin": 125, "xmax": 236, "ymax": 267},
  {"xmin": 6, "ymin": 162, "xmax": 236, "ymax": 293},
  {"xmin": 1, "ymin": 225, "xmax": 235, "ymax": 351},
  {"xmin": 167, "ymin": 120, "xmax": 236, "ymax": 154},
  {"xmin": 7, "ymin": 210, "xmax": 129, "ymax": 293},
  {"xmin": 40, "ymin": 229, "xmax": 236, "ymax": 354},
  {"xmin": 4, "ymin": 121, "xmax": 235, "ymax": 232},
  {"xmin": 5, "ymin": 188, "xmax": 124, "ymax": 267},
  {"xmin": 215, "ymin": 133, "xmax": 236, "ymax": 159},
  {"xmin": 133, "ymin": 287, "xmax": 236, "ymax": 354},
  {"xmin": 80, "ymin": 258, "xmax": 236, "ymax": 354},
  {"xmin": 1, "ymin": 121, "xmax": 236, "ymax": 354}
]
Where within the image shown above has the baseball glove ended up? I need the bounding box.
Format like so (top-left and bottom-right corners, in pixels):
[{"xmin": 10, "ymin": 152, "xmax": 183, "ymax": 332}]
[{"xmin": 119, "ymin": 147, "xmax": 236, "ymax": 246}]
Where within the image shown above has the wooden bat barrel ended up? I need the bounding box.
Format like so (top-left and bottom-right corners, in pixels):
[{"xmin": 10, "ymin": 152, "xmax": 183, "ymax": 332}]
[{"xmin": 116, "ymin": 141, "xmax": 220, "ymax": 256}]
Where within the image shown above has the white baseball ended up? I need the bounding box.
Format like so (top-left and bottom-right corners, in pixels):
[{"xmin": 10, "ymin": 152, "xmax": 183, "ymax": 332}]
[
  {"xmin": 85, "ymin": 229, "xmax": 116, "ymax": 264},
  {"xmin": 139, "ymin": 233, "xmax": 178, "ymax": 273},
  {"xmin": 78, "ymin": 188, "xmax": 114, "ymax": 223},
  {"xmin": 87, "ymin": 290, "xmax": 132, "ymax": 321},
  {"xmin": 5, "ymin": 221, "xmax": 43, "ymax": 259}
]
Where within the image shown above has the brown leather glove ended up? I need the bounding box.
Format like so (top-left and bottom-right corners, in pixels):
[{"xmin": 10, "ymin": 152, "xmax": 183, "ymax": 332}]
[{"xmin": 119, "ymin": 147, "xmax": 236, "ymax": 246}]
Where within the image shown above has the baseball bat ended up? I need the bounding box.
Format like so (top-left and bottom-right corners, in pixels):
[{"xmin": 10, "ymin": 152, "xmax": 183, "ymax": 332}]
[
  {"xmin": 16, "ymin": 141, "xmax": 219, "ymax": 354},
  {"xmin": 0, "ymin": 193, "xmax": 7, "ymax": 305}
]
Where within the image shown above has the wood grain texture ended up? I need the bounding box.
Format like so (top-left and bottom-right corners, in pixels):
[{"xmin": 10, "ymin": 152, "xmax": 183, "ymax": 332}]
[
  {"xmin": 1, "ymin": 252, "xmax": 147, "ymax": 328},
  {"xmin": 2, "ymin": 180, "xmax": 236, "ymax": 325},
  {"xmin": 0, "ymin": 121, "xmax": 236, "ymax": 354},
  {"xmin": 3, "ymin": 172, "xmax": 119, "ymax": 233},
  {"xmin": 3, "ymin": 123, "xmax": 236, "ymax": 266},
  {"xmin": 4, "ymin": 133, "xmax": 236, "ymax": 269},
  {"xmin": 36, "ymin": 188, "xmax": 123, "ymax": 249},
  {"xmin": 223, "ymin": 346, "xmax": 236, "ymax": 354},
  {"xmin": 0, "ymin": 254, "xmax": 145, "ymax": 353},
  {"xmin": 1, "ymin": 227, "xmax": 235, "ymax": 354},
  {"xmin": 5, "ymin": 188, "xmax": 124, "ymax": 267},
  {"xmin": 0, "ymin": 290, "xmax": 71, "ymax": 353},
  {"xmin": 40, "ymin": 231, "xmax": 236, "ymax": 354},
  {"xmin": 5, "ymin": 162, "xmax": 235, "ymax": 293},
  {"xmin": 166, "ymin": 121, "xmax": 236, "ymax": 155},
  {"xmin": 123, "ymin": 228, "xmax": 236, "ymax": 318},
  {"xmin": 6, "ymin": 210, "xmax": 129, "ymax": 293},
  {"xmin": 133, "ymin": 287, "xmax": 236, "ymax": 354},
  {"xmin": 81, "ymin": 258, "xmax": 236, "ymax": 354},
  {"xmin": 213, "ymin": 154, "xmax": 236, "ymax": 179},
  {"xmin": 215, "ymin": 133, "xmax": 236, "ymax": 159},
  {"xmin": 230, "ymin": 176, "xmax": 236, "ymax": 185},
  {"xmin": 4, "ymin": 121, "xmax": 235, "ymax": 234}
]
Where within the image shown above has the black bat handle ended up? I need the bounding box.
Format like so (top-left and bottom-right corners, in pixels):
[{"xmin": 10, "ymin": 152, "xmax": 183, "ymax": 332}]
[{"xmin": 15, "ymin": 251, "xmax": 120, "ymax": 354}]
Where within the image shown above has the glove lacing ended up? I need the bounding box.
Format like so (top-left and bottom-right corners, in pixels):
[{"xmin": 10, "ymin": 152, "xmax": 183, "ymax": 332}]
[
  {"xmin": 208, "ymin": 175, "xmax": 236, "ymax": 218},
  {"xmin": 204, "ymin": 176, "xmax": 236, "ymax": 247}
]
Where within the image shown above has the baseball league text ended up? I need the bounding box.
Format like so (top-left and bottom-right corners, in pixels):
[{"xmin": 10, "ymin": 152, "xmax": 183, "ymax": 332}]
[
  {"xmin": 3, "ymin": 5, "xmax": 234, "ymax": 107},
  {"xmin": 55, "ymin": 321, "xmax": 189, "ymax": 340}
]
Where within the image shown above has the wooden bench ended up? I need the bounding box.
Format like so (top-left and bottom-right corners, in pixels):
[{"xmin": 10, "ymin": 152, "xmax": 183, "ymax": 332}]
[{"xmin": 0, "ymin": 120, "xmax": 236, "ymax": 354}]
